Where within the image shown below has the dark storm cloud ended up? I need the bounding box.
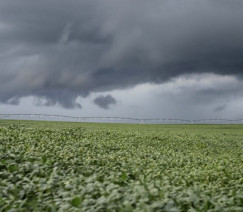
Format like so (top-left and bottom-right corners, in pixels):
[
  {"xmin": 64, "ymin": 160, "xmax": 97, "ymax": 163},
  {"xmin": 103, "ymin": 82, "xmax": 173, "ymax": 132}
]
[
  {"xmin": 34, "ymin": 92, "xmax": 82, "ymax": 109},
  {"xmin": 93, "ymin": 95, "xmax": 117, "ymax": 110},
  {"xmin": 1, "ymin": 0, "xmax": 243, "ymax": 108},
  {"xmin": 213, "ymin": 105, "xmax": 226, "ymax": 113}
]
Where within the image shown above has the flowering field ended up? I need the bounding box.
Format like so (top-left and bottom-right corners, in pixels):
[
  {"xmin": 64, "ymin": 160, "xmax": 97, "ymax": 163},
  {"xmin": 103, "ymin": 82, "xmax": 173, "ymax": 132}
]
[{"xmin": 0, "ymin": 121, "xmax": 243, "ymax": 211}]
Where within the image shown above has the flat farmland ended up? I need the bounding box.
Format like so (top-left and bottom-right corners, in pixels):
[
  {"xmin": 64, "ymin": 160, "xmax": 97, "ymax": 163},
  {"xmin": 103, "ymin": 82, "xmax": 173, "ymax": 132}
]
[{"xmin": 0, "ymin": 120, "xmax": 242, "ymax": 211}]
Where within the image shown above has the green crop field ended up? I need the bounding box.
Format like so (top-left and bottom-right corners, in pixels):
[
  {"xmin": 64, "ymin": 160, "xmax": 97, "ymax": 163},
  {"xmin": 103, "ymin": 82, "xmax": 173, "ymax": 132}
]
[{"xmin": 0, "ymin": 120, "xmax": 243, "ymax": 211}]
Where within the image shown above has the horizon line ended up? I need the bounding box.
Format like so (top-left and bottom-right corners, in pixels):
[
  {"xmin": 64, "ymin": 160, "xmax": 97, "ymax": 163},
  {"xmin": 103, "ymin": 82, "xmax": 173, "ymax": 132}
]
[{"xmin": 1, "ymin": 113, "xmax": 243, "ymax": 123}]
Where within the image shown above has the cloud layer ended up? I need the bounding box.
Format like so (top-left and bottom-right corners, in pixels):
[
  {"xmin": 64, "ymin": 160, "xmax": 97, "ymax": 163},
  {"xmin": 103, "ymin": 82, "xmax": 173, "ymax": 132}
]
[
  {"xmin": 93, "ymin": 95, "xmax": 117, "ymax": 110},
  {"xmin": 0, "ymin": 0, "xmax": 243, "ymax": 108}
]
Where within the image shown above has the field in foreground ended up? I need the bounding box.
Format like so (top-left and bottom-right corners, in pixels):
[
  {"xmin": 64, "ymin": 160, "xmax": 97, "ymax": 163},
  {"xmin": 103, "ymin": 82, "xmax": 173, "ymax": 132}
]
[{"xmin": 0, "ymin": 120, "xmax": 243, "ymax": 211}]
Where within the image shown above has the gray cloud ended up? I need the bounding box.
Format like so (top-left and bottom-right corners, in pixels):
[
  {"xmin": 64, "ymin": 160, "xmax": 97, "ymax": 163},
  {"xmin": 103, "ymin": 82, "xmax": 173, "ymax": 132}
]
[
  {"xmin": 94, "ymin": 95, "xmax": 117, "ymax": 109},
  {"xmin": 34, "ymin": 94, "xmax": 82, "ymax": 109},
  {"xmin": 108, "ymin": 74, "xmax": 243, "ymax": 119},
  {"xmin": 213, "ymin": 105, "xmax": 226, "ymax": 113},
  {"xmin": 0, "ymin": 0, "xmax": 243, "ymax": 108}
]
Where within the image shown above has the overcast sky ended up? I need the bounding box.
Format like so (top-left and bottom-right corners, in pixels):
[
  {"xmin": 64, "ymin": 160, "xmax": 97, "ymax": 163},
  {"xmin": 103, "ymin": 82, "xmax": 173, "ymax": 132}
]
[{"xmin": 1, "ymin": 0, "xmax": 243, "ymax": 119}]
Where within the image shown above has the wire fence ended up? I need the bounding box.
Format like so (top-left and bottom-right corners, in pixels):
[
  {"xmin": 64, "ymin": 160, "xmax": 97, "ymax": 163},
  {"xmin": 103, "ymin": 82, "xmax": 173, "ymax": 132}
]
[{"xmin": 1, "ymin": 113, "xmax": 243, "ymax": 124}]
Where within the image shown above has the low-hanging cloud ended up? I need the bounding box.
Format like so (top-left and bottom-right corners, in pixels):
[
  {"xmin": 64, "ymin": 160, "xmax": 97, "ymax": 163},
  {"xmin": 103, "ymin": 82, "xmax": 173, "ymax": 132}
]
[
  {"xmin": 93, "ymin": 95, "xmax": 117, "ymax": 110},
  {"xmin": 0, "ymin": 0, "xmax": 243, "ymax": 108},
  {"xmin": 213, "ymin": 105, "xmax": 227, "ymax": 113}
]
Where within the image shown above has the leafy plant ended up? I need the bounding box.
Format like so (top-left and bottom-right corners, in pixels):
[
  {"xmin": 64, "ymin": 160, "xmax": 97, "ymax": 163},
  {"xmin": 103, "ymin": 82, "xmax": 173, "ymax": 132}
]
[{"xmin": 0, "ymin": 122, "xmax": 242, "ymax": 211}]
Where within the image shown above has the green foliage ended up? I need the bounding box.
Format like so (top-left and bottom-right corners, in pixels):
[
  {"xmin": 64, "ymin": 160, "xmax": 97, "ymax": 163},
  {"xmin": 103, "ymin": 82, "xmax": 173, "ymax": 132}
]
[{"xmin": 0, "ymin": 122, "xmax": 242, "ymax": 211}]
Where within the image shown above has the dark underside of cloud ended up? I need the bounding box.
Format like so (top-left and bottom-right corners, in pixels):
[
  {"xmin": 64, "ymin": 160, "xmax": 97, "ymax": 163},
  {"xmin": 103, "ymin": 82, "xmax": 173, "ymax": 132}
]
[
  {"xmin": 213, "ymin": 104, "xmax": 226, "ymax": 112},
  {"xmin": 0, "ymin": 0, "xmax": 243, "ymax": 108},
  {"xmin": 93, "ymin": 95, "xmax": 117, "ymax": 110}
]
